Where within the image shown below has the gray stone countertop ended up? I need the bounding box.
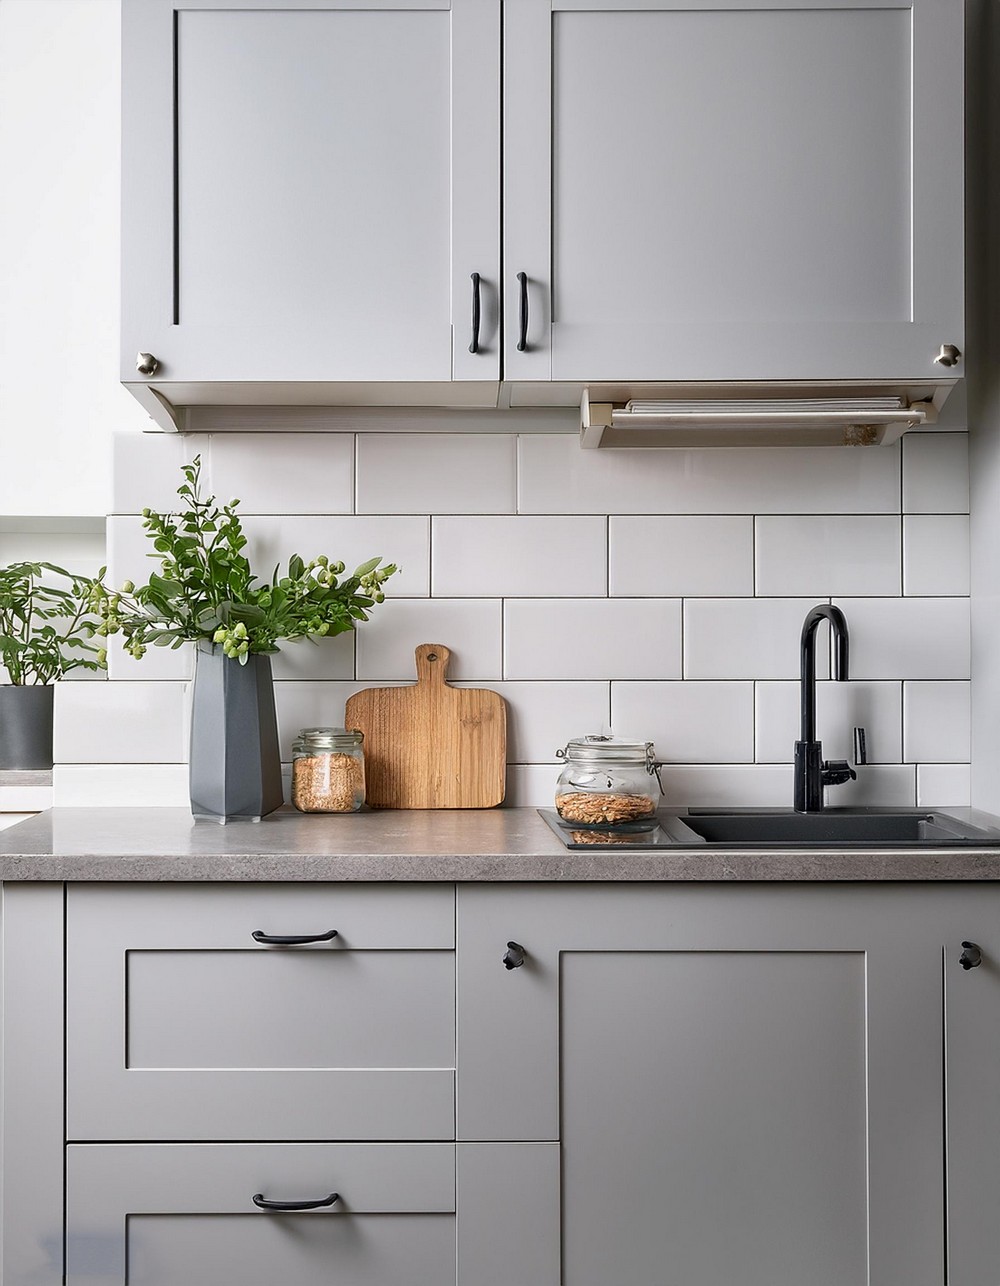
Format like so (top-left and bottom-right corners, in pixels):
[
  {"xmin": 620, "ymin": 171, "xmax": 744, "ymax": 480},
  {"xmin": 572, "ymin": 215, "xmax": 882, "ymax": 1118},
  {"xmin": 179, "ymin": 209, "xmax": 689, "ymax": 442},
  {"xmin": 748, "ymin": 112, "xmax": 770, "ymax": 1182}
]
[{"xmin": 3, "ymin": 807, "xmax": 1000, "ymax": 881}]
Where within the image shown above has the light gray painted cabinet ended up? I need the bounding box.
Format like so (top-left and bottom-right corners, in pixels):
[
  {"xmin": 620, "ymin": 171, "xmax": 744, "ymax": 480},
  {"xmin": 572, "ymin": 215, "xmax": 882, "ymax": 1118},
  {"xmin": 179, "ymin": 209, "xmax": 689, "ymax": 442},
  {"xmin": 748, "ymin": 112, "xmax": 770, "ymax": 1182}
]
[
  {"xmin": 121, "ymin": 0, "xmax": 499, "ymax": 387},
  {"xmin": 123, "ymin": 0, "xmax": 964, "ymax": 402},
  {"xmin": 504, "ymin": 0, "xmax": 964, "ymax": 384},
  {"xmin": 458, "ymin": 882, "xmax": 1000, "ymax": 1285},
  {"xmin": 4, "ymin": 879, "xmax": 999, "ymax": 1284}
]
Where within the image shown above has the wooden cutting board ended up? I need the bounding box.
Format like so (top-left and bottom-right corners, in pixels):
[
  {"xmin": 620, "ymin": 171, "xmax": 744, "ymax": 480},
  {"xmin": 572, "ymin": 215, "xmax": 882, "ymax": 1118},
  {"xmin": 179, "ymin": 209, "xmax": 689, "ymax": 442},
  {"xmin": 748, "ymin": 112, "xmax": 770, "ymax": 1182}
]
[{"xmin": 345, "ymin": 644, "xmax": 507, "ymax": 809}]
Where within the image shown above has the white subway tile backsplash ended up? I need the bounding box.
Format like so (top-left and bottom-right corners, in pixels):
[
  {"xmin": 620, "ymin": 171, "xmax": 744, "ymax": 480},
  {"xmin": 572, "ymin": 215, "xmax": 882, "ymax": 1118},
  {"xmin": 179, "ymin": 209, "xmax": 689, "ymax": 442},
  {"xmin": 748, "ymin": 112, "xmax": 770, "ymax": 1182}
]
[
  {"xmin": 834, "ymin": 597, "xmax": 970, "ymax": 679},
  {"xmin": 271, "ymin": 633, "xmax": 356, "ymax": 681},
  {"xmin": 456, "ymin": 681, "xmax": 610, "ymax": 763},
  {"xmin": 242, "ymin": 514, "xmax": 430, "ymax": 597},
  {"xmin": 357, "ymin": 599, "xmax": 503, "ymax": 680},
  {"xmin": 754, "ymin": 680, "xmax": 902, "ymax": 764},
  {"xmin": 903, "ymin": 681, "xmax": 971, "ymax": 763},
  {"xmin": 208, "ymin": 433, "xmax": 354, "ymax": 514},
  {"xmin": 357, "ymin": 434, "xmax": 517, "ymax": 514},
  {"xmin": 433, "ymin": 516, "xmax": 606, "ymax": 597},
  {"xmin": 755, "ymin": 516, "xmax": 901, "ymax": 597},
  {"xmin": 658, "ymin": 764, "xmax": 793, "ymax": 808},
  {"xmin": 610, "ymin": 516, "xmax": 753, "ymax": 597},
  {"xmin": 89, "ymin": 425, "xmax": 972, "ymax": 813},
  {"xmin": 112, "ymin": 431, "xmax": 196, "ymax": 514},
  {"xmin": 902, "ymin": 433, "xmax": 969, "ymax": 513},
  {"xmin": 273, "ymin": 680, "xmax": 371, "ymax": 756},
  {"xmin": 504, "ymin": 599, "xmax": 682, "ymax": 680},
  {"xmin": 684, "ymin": 599, "xmax": 830, "ymax": 680},
  {"xmin": 916, "ymin": 763, "xmax": 972, "ymax": 807},
  {"xmin": 518, "ymin": 435, "xmax": 900, "ymax": 515},
  {"xmin": 53, "ymin": 764, "xmax": 189, "ymax": 807},
  {"xmin": 903, "ymin": 515, "xmax": 970, "ymax": 596},
  {"xmin": 54, "ymin": 681, "xmax": 189, "ymax": 764},
  {"xmin": 832, "ymin": 764, "xmax": 916, "ymax": 807},
  {"xmin": 612, "ymin": 681, "xmax": 754, "ymax": 763}
]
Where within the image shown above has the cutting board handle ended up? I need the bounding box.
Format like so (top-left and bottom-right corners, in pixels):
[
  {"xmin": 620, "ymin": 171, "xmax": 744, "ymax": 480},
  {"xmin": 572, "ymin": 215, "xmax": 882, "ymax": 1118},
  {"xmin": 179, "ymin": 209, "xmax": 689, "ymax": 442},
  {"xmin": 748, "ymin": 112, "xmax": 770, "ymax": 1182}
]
[{"xmin": 414, "ymin": 643, "xmax": 452, "ymax": 686}]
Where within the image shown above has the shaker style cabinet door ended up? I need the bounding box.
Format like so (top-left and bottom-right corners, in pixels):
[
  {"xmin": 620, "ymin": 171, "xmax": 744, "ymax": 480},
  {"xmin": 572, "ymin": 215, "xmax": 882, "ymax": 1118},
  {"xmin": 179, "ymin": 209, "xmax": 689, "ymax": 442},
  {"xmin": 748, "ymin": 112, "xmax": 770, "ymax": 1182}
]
[
  {"xmin": 122, "ymin": 0, "xmax": 499, "ymax": 385},
  {"xmin": 458, "ymin": 884, "xmax": 960, "ymax": 1286},
  {"xmin": 66, "ymin": 884, "xmax": 456, "ymax": 1141},
  {"xmin": 503, "ymin": 0, "xmax": 964, "ymax": 383}
]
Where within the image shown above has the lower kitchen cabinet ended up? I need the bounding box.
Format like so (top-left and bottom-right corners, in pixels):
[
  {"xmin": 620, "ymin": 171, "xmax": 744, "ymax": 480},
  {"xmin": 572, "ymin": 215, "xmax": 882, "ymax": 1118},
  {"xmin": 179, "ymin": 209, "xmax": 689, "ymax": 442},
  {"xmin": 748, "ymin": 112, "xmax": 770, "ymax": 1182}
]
[
  {"xmin": 458, "ymin": 883, "xmax": 1000, "ymax": 1286},
  {"xmin": 4, "ymin": 879, "xmax": 1000, "ymax": 1284}
]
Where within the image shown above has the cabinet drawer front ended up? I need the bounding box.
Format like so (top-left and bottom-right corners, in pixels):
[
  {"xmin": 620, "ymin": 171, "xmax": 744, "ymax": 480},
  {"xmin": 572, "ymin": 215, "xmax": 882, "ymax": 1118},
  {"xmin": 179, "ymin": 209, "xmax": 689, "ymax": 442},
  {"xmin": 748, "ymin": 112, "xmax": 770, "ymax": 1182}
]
[
  {"xmin": 68, "ymin": 885, "xmax": 455, "ymax": 1140},
  {"xmin": 67, "ymin": 1143, "xmax": 456, "ymax": 1286}
]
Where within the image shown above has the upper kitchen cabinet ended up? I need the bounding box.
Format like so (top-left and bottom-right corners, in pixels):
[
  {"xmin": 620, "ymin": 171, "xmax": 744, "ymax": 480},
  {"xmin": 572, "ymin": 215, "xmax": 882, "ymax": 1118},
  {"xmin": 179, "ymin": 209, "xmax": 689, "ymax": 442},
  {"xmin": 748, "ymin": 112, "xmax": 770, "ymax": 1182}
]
[
  {"xmin": 121, "ymin": 0, "xmax": 499, "ymax": 414},
  {"xmin": 503, "ymin": 0, "xmax": 964, "ymax": 386}
]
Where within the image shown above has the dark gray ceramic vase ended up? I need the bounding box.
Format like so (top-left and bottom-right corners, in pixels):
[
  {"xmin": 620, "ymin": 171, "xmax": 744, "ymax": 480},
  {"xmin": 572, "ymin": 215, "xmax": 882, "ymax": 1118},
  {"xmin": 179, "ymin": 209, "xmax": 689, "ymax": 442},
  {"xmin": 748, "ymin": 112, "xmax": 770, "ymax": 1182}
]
[
  {"xmin": 0, "ymin": 684, "xmax": 54, "ymax": 769},
  {"xmin": 189, "ymin": 643, "xmax": 283, "ymax": 822}
]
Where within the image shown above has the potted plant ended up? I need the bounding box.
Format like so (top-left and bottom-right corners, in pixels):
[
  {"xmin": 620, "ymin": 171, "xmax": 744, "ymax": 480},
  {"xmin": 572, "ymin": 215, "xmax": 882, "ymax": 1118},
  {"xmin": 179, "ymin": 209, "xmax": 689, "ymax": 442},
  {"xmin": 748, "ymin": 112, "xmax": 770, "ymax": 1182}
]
[
  {"xmin": 0, "ymin": 562, "xmax": 107, "ymax": 769},
  {"xmin": 93, "ymin": 457, "xmax": 396, "ymax": 822}
]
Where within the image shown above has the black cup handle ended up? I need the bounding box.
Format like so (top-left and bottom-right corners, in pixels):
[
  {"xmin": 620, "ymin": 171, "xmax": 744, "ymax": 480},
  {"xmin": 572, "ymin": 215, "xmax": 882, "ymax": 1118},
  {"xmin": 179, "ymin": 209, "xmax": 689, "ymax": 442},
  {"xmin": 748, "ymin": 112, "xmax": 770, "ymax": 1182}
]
[
  {"xmin": 252, "ymin": 1191, "xmax": 340, "ymax": 1211},
  {"xmin": 469, "ymin": 272, "xmax": 482, "ymax": 354},
  {"xmin": 516, "ymin": 272, "xmax": 529, "ymax": 351}
]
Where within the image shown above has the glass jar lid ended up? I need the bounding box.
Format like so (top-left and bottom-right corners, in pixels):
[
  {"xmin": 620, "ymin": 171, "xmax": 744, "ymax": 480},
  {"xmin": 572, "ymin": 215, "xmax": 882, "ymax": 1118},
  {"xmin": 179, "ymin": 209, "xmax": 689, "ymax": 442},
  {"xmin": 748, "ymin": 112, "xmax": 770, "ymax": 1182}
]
[
  {"xmin": 296, "ymin": 726, "xmax": 364, "ymax": 750},
  {"xmin": 557, "ymin": 734, "xmax": 657, "ymax": 767}
]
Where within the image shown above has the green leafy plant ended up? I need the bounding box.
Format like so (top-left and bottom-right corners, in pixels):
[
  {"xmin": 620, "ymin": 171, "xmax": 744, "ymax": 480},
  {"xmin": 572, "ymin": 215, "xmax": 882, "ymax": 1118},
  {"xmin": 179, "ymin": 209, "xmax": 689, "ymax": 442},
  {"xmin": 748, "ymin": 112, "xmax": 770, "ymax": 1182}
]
[
  {"xmin": 92, "ymin": 456, "xmax": 397, "ymax": 665},
  {"xmin": 0, "ymin": 562, "xmax": 107, "ymax": 684}
]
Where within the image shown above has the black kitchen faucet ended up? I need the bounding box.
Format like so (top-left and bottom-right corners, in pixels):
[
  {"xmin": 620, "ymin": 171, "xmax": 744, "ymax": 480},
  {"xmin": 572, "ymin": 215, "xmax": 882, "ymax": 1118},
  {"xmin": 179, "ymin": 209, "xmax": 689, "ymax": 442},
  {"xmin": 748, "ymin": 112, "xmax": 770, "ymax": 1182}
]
[{"xmin": 794, "ymin": 604, "xmax": 857, "ymax": 812}]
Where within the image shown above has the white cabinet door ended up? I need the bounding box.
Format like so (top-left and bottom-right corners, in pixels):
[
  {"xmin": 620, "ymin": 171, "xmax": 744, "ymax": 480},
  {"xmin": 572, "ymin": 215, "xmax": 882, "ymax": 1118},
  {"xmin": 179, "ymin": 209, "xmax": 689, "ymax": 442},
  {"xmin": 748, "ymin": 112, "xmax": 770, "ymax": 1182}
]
[
  {"xmin": 458, "ymin": 883, "xmax": 954, "ymax": 1286},
  {"xmin": 504, "ymin": 0, "xmax": 964, "ymax": 383},
  {"xmin": 122, "ymin": 0, "xmax": 499, "ymax": 385},
  {"xmin": 66, "ymin": 883, "xmax": 456, "ymax": 1141}
]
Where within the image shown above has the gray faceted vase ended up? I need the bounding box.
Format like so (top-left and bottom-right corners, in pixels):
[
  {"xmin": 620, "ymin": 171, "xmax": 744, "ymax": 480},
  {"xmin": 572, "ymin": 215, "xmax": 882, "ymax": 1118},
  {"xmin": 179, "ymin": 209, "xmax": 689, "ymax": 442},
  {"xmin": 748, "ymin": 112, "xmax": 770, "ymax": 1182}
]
[
  {"xmin": 0, "ymin": 684, "xmax": 54, "ymax": 769},
  {"xmin": 189, "ymin": 643, "xmax": 283, "ymax": 822}
]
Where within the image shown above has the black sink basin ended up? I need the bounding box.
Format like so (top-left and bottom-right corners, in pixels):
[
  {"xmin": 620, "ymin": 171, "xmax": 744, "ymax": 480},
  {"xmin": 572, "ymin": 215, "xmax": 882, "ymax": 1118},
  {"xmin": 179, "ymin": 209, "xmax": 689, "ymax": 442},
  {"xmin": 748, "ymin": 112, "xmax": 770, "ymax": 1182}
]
[{"xmin": 676, "ymin": 808, "xmax": 1000, "ymax": 847}]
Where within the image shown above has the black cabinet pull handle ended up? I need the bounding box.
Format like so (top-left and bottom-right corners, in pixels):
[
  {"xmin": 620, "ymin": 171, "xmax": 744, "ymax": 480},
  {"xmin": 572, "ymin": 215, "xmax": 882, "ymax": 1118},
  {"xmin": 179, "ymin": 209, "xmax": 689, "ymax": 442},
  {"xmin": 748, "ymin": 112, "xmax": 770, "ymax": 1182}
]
[
  {"xmin": 469, "ymin": 272, "xmax": 482, "ymax": 354},
  {"xmin": 516, "ymin": 272, "xmax": 529, "ymax": 351},
  {"xmin": 960, "ymin": 941, "xmax": 983, "ymax": 970},
  {"xmin": 253, "ymin": 1191, "xmax": 340, "ymax": 1212},
  {"xmin": 503, "ymin": 940, "xmax": 526, "ymax": 970},
  {"xmin": 251, "ymin": 929, "xmax": 338, "ymax": 946}
]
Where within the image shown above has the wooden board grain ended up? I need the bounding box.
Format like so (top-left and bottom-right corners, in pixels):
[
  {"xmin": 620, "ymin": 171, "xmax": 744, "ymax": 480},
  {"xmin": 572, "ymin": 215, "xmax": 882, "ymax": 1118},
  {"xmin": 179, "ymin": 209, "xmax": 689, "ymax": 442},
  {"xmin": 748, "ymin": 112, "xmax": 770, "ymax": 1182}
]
[{"xmin": 345, "ymin": 644, "xmax": 506, "ymax": 809}]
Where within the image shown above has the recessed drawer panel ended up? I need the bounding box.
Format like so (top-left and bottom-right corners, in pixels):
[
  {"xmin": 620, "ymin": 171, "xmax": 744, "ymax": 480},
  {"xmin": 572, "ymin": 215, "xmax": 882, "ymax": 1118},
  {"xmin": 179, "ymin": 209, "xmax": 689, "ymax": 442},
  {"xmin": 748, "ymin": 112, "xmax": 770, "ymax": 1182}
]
[
  {"xmin": 67, "ymin": 884, "xmax": 455, "ymax": 1141},
  {"xmin": 67, "ymin": 1143, "xmax": 456, "ymax": 1286}
]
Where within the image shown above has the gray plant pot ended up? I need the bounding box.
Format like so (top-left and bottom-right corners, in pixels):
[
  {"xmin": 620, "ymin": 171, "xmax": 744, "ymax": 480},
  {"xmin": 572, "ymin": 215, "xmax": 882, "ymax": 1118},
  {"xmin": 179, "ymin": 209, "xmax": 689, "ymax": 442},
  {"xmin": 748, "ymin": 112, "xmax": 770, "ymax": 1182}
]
[
  {"xmin": 189, "ymin": 644, "xmax": 284, "ymax": 822},
  {"xmin": 0, "ymin": 684, "xmax": 54, "ymax": 770}
]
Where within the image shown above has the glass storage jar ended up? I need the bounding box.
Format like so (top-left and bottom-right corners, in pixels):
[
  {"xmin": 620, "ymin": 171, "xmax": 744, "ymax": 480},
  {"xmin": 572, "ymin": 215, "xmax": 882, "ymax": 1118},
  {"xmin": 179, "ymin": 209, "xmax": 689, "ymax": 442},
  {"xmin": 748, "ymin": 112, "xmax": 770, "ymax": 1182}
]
[
  {"xmin": 554, "ymin": 735, "xmax": 661, "ymax": 827},
  {"xmin": 291, "ymin": 727, "xmax": 365, "ymax": 813}
]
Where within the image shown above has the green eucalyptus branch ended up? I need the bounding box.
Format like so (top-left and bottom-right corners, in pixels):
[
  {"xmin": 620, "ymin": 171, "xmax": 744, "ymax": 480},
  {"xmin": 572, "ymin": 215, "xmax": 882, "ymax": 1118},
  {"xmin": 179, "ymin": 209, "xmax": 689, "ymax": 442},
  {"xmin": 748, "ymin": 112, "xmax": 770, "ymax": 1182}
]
[
  {"xmin": 0, "ymin": 562, "xmax": 108, "ymax": 685},
  {"xmin": 92, "ymin": 457, "xmax": 397, "ymax": 666}
]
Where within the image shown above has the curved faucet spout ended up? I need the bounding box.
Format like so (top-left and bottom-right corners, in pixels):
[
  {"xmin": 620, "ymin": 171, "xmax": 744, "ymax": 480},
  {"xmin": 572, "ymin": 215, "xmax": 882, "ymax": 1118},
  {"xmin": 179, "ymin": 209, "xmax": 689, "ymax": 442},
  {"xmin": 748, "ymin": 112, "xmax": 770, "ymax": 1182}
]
[
  {"xmin": 795, "ymin": 604, "xmax": 854, "ymax": 812},
  {"xmin": 799, "ymin": 604, "xmax": 850, "ymax": 744}
]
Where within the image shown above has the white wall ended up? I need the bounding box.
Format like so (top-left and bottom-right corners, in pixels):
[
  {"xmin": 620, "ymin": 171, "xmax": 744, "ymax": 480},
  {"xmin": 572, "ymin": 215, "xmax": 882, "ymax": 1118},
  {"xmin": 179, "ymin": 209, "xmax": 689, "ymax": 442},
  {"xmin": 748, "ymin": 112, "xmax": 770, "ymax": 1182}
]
[{"xmin": 0, "ymin": 0, "xmax": 147, "ymax": 518}]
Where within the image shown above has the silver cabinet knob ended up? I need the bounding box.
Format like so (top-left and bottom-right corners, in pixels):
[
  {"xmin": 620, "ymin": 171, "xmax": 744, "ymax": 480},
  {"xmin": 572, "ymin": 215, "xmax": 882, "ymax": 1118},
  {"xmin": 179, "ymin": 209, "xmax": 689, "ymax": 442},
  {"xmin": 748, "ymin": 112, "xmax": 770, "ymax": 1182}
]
[
  {"xmin": 136, "ymin": 352, "xmax": 160, "ymax": 376},
  {"xmin": 934, "ymin": 344, "xmax": 962, "ymax": 368}
]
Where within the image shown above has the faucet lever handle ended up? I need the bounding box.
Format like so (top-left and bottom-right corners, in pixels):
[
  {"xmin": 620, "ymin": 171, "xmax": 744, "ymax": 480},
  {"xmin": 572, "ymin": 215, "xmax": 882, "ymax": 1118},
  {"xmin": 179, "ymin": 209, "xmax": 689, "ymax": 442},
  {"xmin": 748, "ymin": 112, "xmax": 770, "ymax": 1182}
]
[
  {"xmin": 822, "ymin": 760, "xmax": 857, "ymax": 787},
  {"xmin": 853, "ymin": 727, "xmax": 868, "ymax": 766}
]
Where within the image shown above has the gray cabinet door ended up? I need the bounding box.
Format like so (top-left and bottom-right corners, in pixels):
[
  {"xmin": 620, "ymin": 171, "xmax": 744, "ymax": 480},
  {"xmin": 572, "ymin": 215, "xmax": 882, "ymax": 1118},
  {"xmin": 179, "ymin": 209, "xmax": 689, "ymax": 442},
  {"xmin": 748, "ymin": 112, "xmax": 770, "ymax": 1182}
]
[
  {"xmin": 122, "ymin": 0, "xmax": 499, "ymax": 385},
  {"xmin": 66, "ymin": 1141, "xmax": 559, "ymax": 1286},
  {"xmin": 504, "ymin": 0, "xmax": 963, "ymax": 383},
  {"xmin": 458, "ymin": 883, "xmax": 954, "ymax": 1286},
  {"xmin": 66, "ymin": 883, "xmax": 456, "ymax": 1140}
]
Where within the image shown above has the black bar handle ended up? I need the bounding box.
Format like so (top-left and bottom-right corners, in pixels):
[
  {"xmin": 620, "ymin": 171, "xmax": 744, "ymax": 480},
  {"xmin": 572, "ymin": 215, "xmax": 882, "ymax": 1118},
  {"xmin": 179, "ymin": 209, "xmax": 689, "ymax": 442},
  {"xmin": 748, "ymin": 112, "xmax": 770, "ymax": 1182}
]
[
  {"xmin": 253, "ymin": 1191, "xmax": 340, "ymax": 1212},
  {"xmin": 503, "ymin": 940, "xmax": 526, "ymax": 970},
  {"xmin": 516, "ymin": 272, "xmax": 528, "ymax": 351},
  {"xmin": 469, "ymin": 272, "xmax": 481, "ymax": 354},
  {"xmin": 251, "ymin": 929, "xmax": 338, "ymax": 946},
  {"xmin": 960, "ymin": 941, "xmax": 983, "ymax": 970}
]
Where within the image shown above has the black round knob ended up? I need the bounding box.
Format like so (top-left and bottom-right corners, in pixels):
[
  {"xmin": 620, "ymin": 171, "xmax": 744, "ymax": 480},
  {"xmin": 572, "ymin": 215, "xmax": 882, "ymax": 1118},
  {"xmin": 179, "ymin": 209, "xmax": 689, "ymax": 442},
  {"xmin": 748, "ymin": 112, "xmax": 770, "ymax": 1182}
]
[
  {"xmin": 960, "ymin": 941, "xmax": 983, "ymax": 970},
  {"xmin": 503, "ymin": 941, "xmax": 526, "ymax": 970}
]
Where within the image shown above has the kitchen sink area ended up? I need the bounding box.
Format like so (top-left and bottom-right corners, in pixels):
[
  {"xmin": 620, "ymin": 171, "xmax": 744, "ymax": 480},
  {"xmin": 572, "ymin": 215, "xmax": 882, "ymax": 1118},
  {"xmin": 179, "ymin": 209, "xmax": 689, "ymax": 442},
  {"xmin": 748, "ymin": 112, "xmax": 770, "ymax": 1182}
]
[{"xmin": 541, "ymin": 807, "xmax": 1000, "ymax": 850}]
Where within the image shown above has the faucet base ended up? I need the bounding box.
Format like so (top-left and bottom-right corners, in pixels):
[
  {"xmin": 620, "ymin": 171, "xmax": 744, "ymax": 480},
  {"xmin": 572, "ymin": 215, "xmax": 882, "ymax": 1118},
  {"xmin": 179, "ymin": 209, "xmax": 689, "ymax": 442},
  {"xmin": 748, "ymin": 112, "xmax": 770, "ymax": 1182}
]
[{"xmin": 794, "ymin": 741, "xmax": 825, "ymax": 813}]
